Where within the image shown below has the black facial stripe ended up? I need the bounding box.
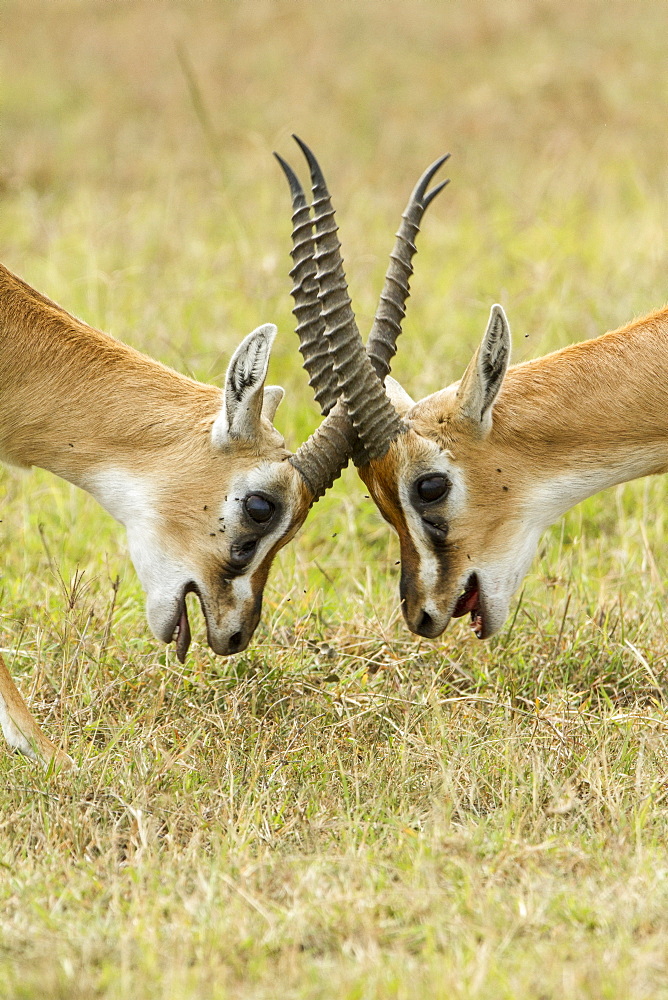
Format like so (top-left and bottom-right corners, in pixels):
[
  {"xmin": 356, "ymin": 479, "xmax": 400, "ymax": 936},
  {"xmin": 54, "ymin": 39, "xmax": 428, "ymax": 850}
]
[
  {"xmin": 423, "ymin": 522, "xmax": 449, "ymax": 554},
  {"xmin": 399, "ymin": 532, "xmax": 453, "ymax": 603},
  {"xmin": 219, "ymin": 562, "xmax": 247, "ymax": 581}
]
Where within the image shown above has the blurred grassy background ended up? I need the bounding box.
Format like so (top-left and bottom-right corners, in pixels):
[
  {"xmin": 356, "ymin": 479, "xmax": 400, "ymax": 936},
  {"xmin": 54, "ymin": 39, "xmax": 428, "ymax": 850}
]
[{"xmin": 3, "ymin": 2, "xmax": 668, "ymax": 998}]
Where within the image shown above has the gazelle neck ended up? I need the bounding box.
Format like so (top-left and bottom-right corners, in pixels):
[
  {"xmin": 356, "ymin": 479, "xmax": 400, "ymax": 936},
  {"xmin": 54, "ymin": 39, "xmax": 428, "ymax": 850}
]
[
  {"xmin": 0, "ymin": 264, "xmax": 220, "ymax": 491},
  {"xmin": 492, "ymin": 309, "xmax": 668, "ymax": 527}
]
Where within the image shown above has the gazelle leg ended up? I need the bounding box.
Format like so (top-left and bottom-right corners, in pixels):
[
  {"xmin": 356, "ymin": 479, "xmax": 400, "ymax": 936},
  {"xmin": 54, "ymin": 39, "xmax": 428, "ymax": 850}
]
[{"xmin": 0, "ymin": 652, "xmax": 74, "ymax": 768}]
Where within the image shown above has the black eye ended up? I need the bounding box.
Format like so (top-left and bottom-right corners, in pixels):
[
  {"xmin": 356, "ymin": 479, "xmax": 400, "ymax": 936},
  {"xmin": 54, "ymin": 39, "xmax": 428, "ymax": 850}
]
[
  {"xmin": 244, "ymin": 493, "xmax": 275, "ymax": 524},
  {"xmin": 416, "ymin": 475, "xmax": 449, "ymax": 503}
]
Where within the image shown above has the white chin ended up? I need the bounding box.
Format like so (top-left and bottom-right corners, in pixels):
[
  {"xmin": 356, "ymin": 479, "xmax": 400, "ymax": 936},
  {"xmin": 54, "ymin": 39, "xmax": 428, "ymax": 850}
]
[
  {"xmin": 146, "ymin": 596, "xmax": 181, "ymax": 645},
  {"xmin": 483, "ymin": 594, "xmax": 512, "ymax": 638}
]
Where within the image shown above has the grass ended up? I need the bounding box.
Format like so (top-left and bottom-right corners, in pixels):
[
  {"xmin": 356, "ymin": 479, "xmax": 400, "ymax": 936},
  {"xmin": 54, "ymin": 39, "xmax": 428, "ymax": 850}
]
[{"xmin": 2, "ymin": 0, "xmax": 668, "ymax": 996}]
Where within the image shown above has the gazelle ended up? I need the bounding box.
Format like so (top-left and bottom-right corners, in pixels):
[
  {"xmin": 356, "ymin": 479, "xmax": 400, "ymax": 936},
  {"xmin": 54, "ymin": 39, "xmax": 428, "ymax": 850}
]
[
  {"xmin": 0, "ymin": 266, "xmax": 332, "ymax": 767},
  {"xmin": 0, "ymin": 141, "xmax": 447, "ymax": 767},
  {"xmin": 280, "ymin": 148, "xmax": 668, "ymax": 645},
  {"xmin": 313, "ymin": 251, "xmax": 668, "ymax": 641}
]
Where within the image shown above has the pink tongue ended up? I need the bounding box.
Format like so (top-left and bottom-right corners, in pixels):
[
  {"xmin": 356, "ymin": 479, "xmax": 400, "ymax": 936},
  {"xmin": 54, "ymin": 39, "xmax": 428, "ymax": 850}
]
[
  {"xmin": 453, "ymin": 585, "xmax": 479, "ymax": 618},
  {"xmin": 175, "ymin": 605, "xmax": 191, "ymax": 664}
]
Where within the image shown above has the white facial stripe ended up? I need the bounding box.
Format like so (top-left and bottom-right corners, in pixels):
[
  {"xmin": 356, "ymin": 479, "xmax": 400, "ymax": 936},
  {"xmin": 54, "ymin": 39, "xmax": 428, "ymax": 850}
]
[
  {"xmin": 232, "ymin": 574, "xmax": 253, "ymax": 605},
  {"xmin": 397, "ymin": 451, "xmax": 468, "ymax": 603},
  {"xmin": 398, "ymin": 484, "xmax": 439, "ymax": 590}
]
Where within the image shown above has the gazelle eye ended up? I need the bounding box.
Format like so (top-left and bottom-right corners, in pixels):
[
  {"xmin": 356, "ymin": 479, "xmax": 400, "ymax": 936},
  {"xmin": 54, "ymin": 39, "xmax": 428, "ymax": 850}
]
[
  {"xmin": 416, "ymin": 475, "xmax": 449, "ymax": 503},
  {"xmin": 244, "ymin": 493, "xmax": 275, "ymax": 524}
]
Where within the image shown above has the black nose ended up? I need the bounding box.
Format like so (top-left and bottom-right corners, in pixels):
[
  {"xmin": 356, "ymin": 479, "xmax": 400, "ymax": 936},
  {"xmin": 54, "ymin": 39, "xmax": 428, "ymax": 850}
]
[
  {"xmin": 228, "ymin": 631, "xmax": 244, "ymax": 653},
  {"xmin": 416, "ymin": 609, "xmax": 435, "ymax": 637},
  {"xmin": 412, "ymin": 608, "xmax": 446, "ymax": 639}
]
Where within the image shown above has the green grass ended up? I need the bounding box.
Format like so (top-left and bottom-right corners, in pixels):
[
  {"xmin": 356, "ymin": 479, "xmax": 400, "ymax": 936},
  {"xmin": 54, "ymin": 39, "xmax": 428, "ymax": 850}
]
[{"xmin": 3, "ymin": 1, "xmax": 668, "ymax": 996}]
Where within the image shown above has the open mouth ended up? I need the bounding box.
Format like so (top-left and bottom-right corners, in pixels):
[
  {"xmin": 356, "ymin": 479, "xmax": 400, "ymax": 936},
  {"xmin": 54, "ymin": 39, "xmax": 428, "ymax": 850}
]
[
  {"xmin": 451, "ymin": 572, "xmax": 484, "ymax": 638},
  {"xmin": 172, "ymin": 583, "xmax": 200, "ymax": 663}
]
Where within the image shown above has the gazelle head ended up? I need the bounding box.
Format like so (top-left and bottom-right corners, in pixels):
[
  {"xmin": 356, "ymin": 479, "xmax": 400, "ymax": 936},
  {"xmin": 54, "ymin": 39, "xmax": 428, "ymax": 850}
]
[
  {"xmin": 355, "ymin": 305, "xmax": 523, "ymax": 642},
  {"xmin": 88, "ymin": 320, "xmax": 337, "ymax": 662}
]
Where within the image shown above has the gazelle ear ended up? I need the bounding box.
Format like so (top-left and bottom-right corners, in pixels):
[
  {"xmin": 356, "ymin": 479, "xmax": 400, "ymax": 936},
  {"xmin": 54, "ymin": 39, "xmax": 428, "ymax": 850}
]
[
  {"xmin": 455, "ymin": 304, "xmax": 510, "ymax": 436},
  {"xmin": 212, "ymin": 323, "xmax": 277, "ymax": 446},
  {"xmin": 261, "ymin": 385, "xmax": 284, "ymax": 424},
  {"xmin": 384, "ymin": 376, "xmax": 416, "ymax": 417}
]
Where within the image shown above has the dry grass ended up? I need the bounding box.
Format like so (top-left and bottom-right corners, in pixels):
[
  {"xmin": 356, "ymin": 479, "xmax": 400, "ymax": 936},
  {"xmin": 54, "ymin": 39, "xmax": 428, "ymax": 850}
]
[{"xmin": 3, "ymin": 1, "xmax": 668, "ymax": 997}]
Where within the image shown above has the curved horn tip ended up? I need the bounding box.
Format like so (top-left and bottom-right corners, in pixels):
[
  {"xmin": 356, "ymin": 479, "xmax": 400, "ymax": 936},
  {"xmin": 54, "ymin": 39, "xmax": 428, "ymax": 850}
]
[
  {"xmin": 291, "ymin": 135, "xmax": 328, "ymax": 190},
  {"xmin": 414, "ymin": 152, "xmax": 451, "ymax": 203},
  {"xmin": 427, "ymin": 152, "xmax": 451, "ymax": 178},
  {"xmin": 291, "ymin": 134, "xmax": 314, "ymax": 160},
  {"xmin": 273, "ymin": 152, "xmax": 306, "ymax": 202},
  {"xmin": 423, "ymin": 177, "xmax": 450, "ymax": 209}
]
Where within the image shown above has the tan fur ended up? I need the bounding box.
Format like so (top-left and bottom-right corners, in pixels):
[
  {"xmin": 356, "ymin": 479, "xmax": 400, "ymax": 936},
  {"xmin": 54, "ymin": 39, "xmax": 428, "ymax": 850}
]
[
  {"xmin": 0, "ymin": 263, "xmax": 312, "ymax": 766},
  {"xmin": 362, "ymin": 308, "xmax": 668, "ymax": 640},
  {"xmin": 0, "ymin": 265, "xmax": 255, "ymax": 474},
  {"xmin": 0, "ymin": 654, "xmax": 73, "ymax": 767}
]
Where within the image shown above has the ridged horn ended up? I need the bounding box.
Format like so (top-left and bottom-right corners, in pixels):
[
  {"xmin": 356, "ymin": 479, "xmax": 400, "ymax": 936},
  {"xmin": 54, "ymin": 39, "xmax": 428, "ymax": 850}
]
[
  {"xmin": 273, "ymin": 152, "xmax": 340, "ymax": 417},
  {"xmin": 293, "ymin": 135, "xmax": 406, "ymax": 463},
  {"xmin": 287, "ymin": 397, "xmax": 354, "ymax": 502},
  {"xmin": 367, "ymin": 154, "xmax": 450, "ymax": 383},
  {"xmin": 278, "ymin": 141, "xmax": 449, "ymax": 497},
  {"xmin": 273, "ymin": 149, "xmax": 356, "ymax": 502}
]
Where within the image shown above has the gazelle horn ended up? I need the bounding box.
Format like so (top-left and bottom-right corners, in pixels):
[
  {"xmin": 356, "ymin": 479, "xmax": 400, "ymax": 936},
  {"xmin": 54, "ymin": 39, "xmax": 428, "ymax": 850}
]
[
  {"xmin": 278, "ymin": 140, "xmax": 448, "ymax": 494},
  {"xmin": 273, "ymin": 152, "xmax": 340, "ymax": 418},
  {"xmin": 273, "ymin": 151, "xmax": 356, "ymax": 502},
  {"xmin": 366, "ymin": 154, "xmax": 450, "ymax": 384},
  {"xmin": 293, "ymin": 136, "xmax": 406, "ymax": 462},
  {"xmin": 287, "ymin": 397, "xmax": 356, "ymax": 502}
]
